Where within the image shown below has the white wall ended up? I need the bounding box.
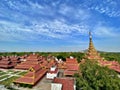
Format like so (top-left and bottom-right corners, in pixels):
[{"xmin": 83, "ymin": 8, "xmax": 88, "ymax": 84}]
[
  {"xmin": 46, "ymin": 73, "xmax": 58, "ymax": 79},
  {"xmin": 51, "ymin": 83, "xmax": 62, "ymax": 90}
]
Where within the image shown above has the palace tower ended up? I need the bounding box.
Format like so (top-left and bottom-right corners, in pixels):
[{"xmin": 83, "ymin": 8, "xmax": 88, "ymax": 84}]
[{"xmin": 85, "ymin": 32, "xmax": 102, "ymax": 60}]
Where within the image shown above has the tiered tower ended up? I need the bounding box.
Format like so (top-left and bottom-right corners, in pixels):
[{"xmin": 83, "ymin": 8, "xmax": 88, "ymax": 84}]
[{"xmin": 85, "ymin": 32, "xmax": 102, "ymax": 60}]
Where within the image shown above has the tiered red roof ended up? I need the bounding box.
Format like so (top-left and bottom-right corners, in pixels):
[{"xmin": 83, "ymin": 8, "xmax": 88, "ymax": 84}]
[
  {"xmin": 64, "ymin": 57, "xmax": 79, "ymax": 76},
  {"xmin": 66, "ymin": 58, "xmax": 78, "ymax": 63},
  {"xmin": 47, "ymin": 60, "xmax": 57, "ymax": 69},
  {"xmin": 14, "ymin": 64, "xmax": 47, "ymax": 85},
  {"xmin": 0, "ymin": 57, "xmax": 14, "ymax": 68},
  {"xmin": 98, "ymin": 60, "xmax": 120, "ymax": 73},
  {"xmin": 64, "ymin": 70, "xmax": 76, "ymax": 76},
  {"xmin": 15, "ymin": 54, "xmax": 42, "ymax": 70},
  {"xmin": 0, "ymin": 56, "xmax": 20, "ymax": 68},
  {"xmin": 53, "ymin": 78, "xmax": 75, "ymax": 90},
  {"xmin": 10, "ymin": 56, "xmax": 21, "ymax": 66},
  {"xmin": 15, "ymin": 54, "xmax": 57, "ymax": 70},
  {"xmin": 40, "ymin": 57, "xmax": 48, "ymax": 68},
  {"xmin": 57, "ymin": 62, "xmax": 67, "ymax": 69}
]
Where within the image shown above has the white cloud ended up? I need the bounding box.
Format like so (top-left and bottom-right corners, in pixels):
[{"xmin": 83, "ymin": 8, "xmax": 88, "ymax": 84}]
[
  {"xmin": 0, "ymin": 0, "xmax": 119, "ymax": 42},
  {"xmin": 88, "ymin": 0, "xmax": 120, "ymax": 17},
  {"xmin": 59, "ymin": 4, "xmax": 90, "ymax": 20},
  {"xmin": 27, "ymin": 0, "xmax": 44, "ymax": 9},
  {"xmin": 31, "ymin": 20, "xmax": 89, "ymax": 38},
  {"xmin": 0, "ymin": 18, "xmax": 89, "ymax": 41},
  {"xmin": 93, "ymin": 24, "xmax": 119, "ymax": 37}
]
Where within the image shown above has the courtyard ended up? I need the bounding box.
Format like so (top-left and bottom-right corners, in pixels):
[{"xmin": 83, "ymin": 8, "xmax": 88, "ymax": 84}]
[{"xmin": 0, "ymin": 69, "xmax": 27, "ymax": 87}]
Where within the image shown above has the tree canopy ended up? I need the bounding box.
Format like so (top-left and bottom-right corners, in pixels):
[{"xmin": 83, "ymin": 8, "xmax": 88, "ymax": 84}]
[{"xmin": 74, "ymin": 60, "xmax": 120, "ymax": 90}]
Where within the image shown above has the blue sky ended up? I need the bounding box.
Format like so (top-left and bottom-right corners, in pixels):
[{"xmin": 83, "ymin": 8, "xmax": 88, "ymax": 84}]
[{"xmin": 0, "ymin": 0, "xmax": 120, "ymax": 52}]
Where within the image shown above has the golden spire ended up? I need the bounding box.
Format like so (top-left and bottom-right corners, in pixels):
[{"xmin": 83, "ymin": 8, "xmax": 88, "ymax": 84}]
[
  {"xmin": 88, "ymin": 31, "xmax": 96, "ymax": 53},
  {"xmin": 85, "ymin": 31, "xmax": 102, "ymax": 60}
]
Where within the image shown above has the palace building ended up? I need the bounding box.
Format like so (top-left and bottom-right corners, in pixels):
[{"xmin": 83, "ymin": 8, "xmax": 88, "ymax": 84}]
[
  {"xmin": 15, "ymin": 53, "xmax": 42, "ymax": 70},
  {"xmin": 64, "ymin": 56, "xmax": 79, "ymax": 76},
  {"xmin": 14, "ymin": 64, "xmax": 47, "ymax": 85},
  {"xmin": 0, "ymin": 56, "xmax": 20, "ymax": 68},
  {"xmin": 0, "ymin": 57, "xmax": 14, "ymax": 68}
]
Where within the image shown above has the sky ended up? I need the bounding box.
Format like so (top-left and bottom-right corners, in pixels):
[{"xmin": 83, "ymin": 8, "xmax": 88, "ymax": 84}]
[{"xmin": 0, "ymin": 0, "xmax": 120, "ymax": 52}]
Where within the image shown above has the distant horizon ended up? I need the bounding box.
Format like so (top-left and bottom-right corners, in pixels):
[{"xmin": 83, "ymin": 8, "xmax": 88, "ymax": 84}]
[
  {"xmin": 0, "ymin": 0, "xmax": 120, "ymax": 52},
  {"xmin": 0, "ymin": 49, "xmax": 120, "ymax": 53}
]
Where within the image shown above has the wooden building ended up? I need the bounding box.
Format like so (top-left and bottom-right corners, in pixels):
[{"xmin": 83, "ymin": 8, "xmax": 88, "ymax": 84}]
[
  {"xmin": 51, "ymin": 77, "xmax": 75, "ymax": 90},
  {"xmin": 64, "ymin": 56, "xmax": 79, "ymax": 76},
  {"xmin": 15, "ymin": 54, "xmax": 41, "ymax": 70},
  {"xmin": 14, "ymin": 64, "xmax": 47, "ymax": 85},
  {"xmin": 0, "ymin": 57, "xmax": 14, "ymax": 68},
  {"xmin": 0, "ymin": 56, "xmax": 20, "ymax": 69}
]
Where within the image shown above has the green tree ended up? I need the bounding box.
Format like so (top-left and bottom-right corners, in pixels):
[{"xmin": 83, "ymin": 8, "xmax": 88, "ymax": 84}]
[{"xmin": 74, "ymin": 60, "xmax": 120, "ymax": 90}]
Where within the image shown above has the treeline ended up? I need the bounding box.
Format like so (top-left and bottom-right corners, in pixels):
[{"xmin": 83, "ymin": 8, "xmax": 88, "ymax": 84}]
[
  {"xmin": 100, "ymin": 52, "xmax": 120, "ymax": 62},
  {"xmin": 0, "ymin": 52, "xmax": 120, "ymax": 62}
]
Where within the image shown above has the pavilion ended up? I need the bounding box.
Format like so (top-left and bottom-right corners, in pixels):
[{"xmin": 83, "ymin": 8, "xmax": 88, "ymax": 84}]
[
  {"xmin": 0, "ymin": 57, "xmax": 14, "ymax": 68},
  {"xmin": 64, "ymin": 56, "xmax": 79, "ymax": 76},
  {"xmin": 15, "ymin": 53, "xmax": 42, "ymax": 70},
  {"xmin": 14, "ymin": 64, "xmax": 47, "ymax": 85},
  {"xmin": 9, "ymin": 56, "xmax": 21, "ymax": 66},
  {"xmin": 0, "ymin": 56, "xmax": 20, "ymax": 68}
]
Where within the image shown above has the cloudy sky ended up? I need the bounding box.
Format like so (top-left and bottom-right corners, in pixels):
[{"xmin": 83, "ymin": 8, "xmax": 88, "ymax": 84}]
[{"xmin": 0, "ymin": 0, "xmax": 120, "ymax": 52}]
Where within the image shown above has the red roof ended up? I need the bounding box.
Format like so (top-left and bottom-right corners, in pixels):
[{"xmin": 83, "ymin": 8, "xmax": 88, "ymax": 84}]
[
  {"xmin": 15, "ymin": 77, "xmax": 34, "ymax": 84},
  {"xmin": 0, "ymin": 64, "xmax": 14, "ymax": 68},
  {"xmin": 15, "ymin": 54, "xmax": 48, "ymax": 70},
  {"xmin": 66, "ymin": 64, "xmax": 79, "ymax": 71},
  {"xmin": 0, "ymin": 58, "xmax": 15, "ymax": 68},
  {"xmin": 15, "ymin": 64, "xmax": 37, "ymax": 70},
  {"xmin": 14, "ymin": 64, "xmax": 47, "ymax": 85},
  {"xmin": 66, "ymin": 58, "xmax": 78, "ymax": 64},
  {"xmin": 98, "ymin": 60, "xmax": 120, "ymax": 73},
  {"xmin": 64, "ymin": 70, "xmax": 76, "ymax": 76},
  {"xmin": 30, "ymin": 64, "xmax": 41, "ymax": 72},
  {"xmin": 24, "ymin": 72, "xmax": 34, "ymax": 77},
  {"xmin": 53, "ymin": 78, "xmax": 74, "ymax": 90},
  {"xmin": 64, "ymin": 57, "xmax": 79, "ymax": 76}
]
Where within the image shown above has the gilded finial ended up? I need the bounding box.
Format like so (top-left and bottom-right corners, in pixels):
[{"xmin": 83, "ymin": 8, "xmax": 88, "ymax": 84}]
[{"xmin": 89, "ymin": 31, "xmax": 92, "ymax": 39}]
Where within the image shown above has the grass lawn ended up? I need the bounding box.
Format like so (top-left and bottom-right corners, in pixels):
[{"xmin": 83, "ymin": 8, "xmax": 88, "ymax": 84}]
[
  {"xmin": 7, "ymin": 70, "xmax": 14, "ymax": 72},
  {"xmin": 0, "ymin": 76, "xmax": 19, "ymax": 86},
  {"xmin": 6, "ymin": 70, "xmax": 15, "ymax": 74},
  {"xmin": 0, "ymin": 70, "xmax": 28, "ymax": 87},
  {"xmin": 17, "ymin": 71, "xmax": 28, "ymax": 75},
  {"xmin": 0, "ymin": 75, "xmax": 9, "ymax": 80},
  {"xmin": 13, "ymin": 71, "xmax": 21, "ymax": 74},
  {"xmin": 0, "ymin": 72, "xmax": 7, "ymax": 75}
]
